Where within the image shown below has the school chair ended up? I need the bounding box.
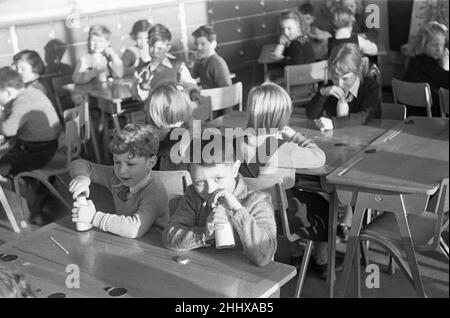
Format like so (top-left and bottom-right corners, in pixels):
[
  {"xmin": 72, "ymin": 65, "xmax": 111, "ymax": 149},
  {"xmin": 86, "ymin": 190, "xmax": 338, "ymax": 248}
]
[
  {"xmin": 191, "ymin": 96, "xmax": 212, "ymax": 123},
  {"xmin": 439, "ymin": 88, "xmax": 449, "ymax": 118},
  {"xmin": 381, "ymin": 102, "xmax": 406, "ymax": 120},
  {"xmin": 243, "ymin": 175, "xmax": 313, "ymax": 298},
  {"xmin": 50, "ymin": 74, "xmax": 75, "ymax": 116},
  {"xmin": 152, "ymin": 170, "xmax": 192, "ymax": 216},
  {"xmin": 200, "ymin": 82, "xmax": 243, "ymax": 120},
  {"xmin": 348, "ymin": 177, "xmax": 449, "ymax": 298},
  {"xmin": 391, "ymin": 78, "xmax": 433, "ymax": 118},
  {"xmin": 13, "ymin": 107, "xmax": 84, "ymax": 228},
  {"xmin": 284, "ymin": 60, "xmax": 328, "ymax": 106},
  {"xmin": 0, "ymin": 184, "xmax": 22, "ymax": 233}
]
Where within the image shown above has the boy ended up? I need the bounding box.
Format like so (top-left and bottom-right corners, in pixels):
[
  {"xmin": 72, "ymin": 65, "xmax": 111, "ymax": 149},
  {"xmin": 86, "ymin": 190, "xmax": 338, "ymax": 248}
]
[
  {"xmin": 299, "ymin": 3, "xmax": 332, "ymax": 60},
  {"xmin": 0, "ymin": 67, "xmax": 61, "ymax": 180},
  {"xmin": 191, "ymin": 25, "xmax": 232, "ymax": 89},
  {"xmin": 72, "ymin": 24, "xmax": 124, "ymax": 84},
  {"xmin": 134, "ymin": 24, "xmax": 197, "ymax": 101},
  {"xmin": 69, "ymin": 123, "xmax": 169, "ymax": 238},
  {"xmin": 162, "ymin": 137, "xmax": 277, "ymax": 267}
]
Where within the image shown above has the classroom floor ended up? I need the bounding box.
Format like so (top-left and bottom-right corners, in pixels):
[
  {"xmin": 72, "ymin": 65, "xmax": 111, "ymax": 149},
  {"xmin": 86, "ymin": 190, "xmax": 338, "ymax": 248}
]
[{"xmin": 0, "ymin": 177, "xmax": 448, "ymax": 298}]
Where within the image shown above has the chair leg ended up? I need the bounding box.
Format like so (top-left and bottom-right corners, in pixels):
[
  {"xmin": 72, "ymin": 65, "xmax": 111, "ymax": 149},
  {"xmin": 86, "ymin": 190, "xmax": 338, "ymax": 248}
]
[
  {"xmin": 356, "ymin": 239, "xmax": 362, "ymax": 298},
  {"xmin": 13, "ymin": 176, "xmax": 29, "ymax": 229},
  {"xmin": 360, "ymin": 240, "xmax": 369, "ymax": 267},
  {"xmin": 294, "ymin": 240, "xmax": 313, "ymax": 298},
  {"xmin": 387, "ymin": 254, "xmax": 396, "ymax": 275},
  {"xmin": 0, "ymin": 186, "xmax": 21, "ymax": 233},
  {"xmin": 439, "ymin": 237, "xmax": 449, "ymax": 259}
]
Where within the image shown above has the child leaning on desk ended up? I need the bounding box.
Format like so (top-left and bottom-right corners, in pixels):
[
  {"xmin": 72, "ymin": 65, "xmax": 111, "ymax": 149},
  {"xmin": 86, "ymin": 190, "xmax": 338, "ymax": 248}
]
[
  {"xmin": 72, "ymin": 24, "xmax": 124, "ymax": 84},
  {"xmin": 12, "ymin": 50, "xmax": 48, "ymax": 96},
  {"xmin": 162, "ymin": 136, "xmax": 277, "ymax": 267},
  {"xmin": 122, "ymin": 19, "xmax": 152, "ymax": 77},
  {"xmin": 69, "ymin": 123, "xmax": 169, "ymax": 239},
  {"xmin": 306, "ymin": 43, "xmax": 381, "ymax": 131}
]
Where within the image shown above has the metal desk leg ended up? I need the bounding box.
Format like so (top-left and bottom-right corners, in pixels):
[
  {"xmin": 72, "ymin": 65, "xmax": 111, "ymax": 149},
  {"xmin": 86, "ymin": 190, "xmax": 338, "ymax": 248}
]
[{"xmin": 327, "ymin": 192, "xmax": 339, "ymax": 297}]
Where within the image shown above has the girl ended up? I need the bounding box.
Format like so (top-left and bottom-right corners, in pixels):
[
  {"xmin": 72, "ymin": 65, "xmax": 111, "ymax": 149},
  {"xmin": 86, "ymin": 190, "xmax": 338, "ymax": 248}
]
[
  {"xmin": 240, "ymin": 83, "xmax": 338, "ymax": 279},
  {"xmin": 327, "ymin": 5, "xmax": 378, "ymax": 56},
  {"xmin": 306, "ymin": 43, "xmax": 381, "ymax": 130},
  {"xmin": 145, "ymin": 83, "xmax": 192, "ymax": 171},
  {"xmin": 272, "ymin": 11, "xmax": 316, "ymax": 65},
  {"xmin": 12, "ymin": 50, "xmax": 47, "ymax": 96},
  {"xmin": 122, "ymin": 19, "xmax": 152, "ymax": 77},
  {"xmin": 72, "ymin": 24, "xmax": 124, "ymax": 84},
  {"xmin": 403, "ymin": 21, "xmax": 449, "ymax": 117}
]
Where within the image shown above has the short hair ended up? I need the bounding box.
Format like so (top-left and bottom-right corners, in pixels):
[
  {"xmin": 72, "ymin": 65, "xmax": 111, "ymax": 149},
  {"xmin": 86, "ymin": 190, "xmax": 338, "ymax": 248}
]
[
  {"xmin": 145, "ymin": 83, "xmax": 192, "ymax": 128},
  {"xmin": 332, "ymin": 5, "xmax": 355, "ymax": 29},
  {"xmin": 299, "ymin": 3, "xmax": 315, "ymax": 16},
  {"xmin": 109, "ymin": 122, "xmax": 159, "ymax": 159},
  {"xmin": 246, "ymin": 83, "xmax": 292, "ymax": 130},
  {"xmin": 0, "ymin": 264, "xmax": 35, "ymax": 298},
  {"xmin": 328, "ymin": 43, "xmax": 368, "ymax": 79},
  {"xmin": 130, "ymin": 19, "xmax": 152, "ymax": 38},
  {"xmin": 340, "ymin": 0, "xmax": 361, "ymax": 14},
  {"xmin": 44, "ymin": 39, "xmax": 67, "ymax": 60},
  {"xmin": 279, "ymin": 11, "xmax": 311, "ymax": 36},
  {"xmin": 185, "ymin": 135, "xmax": 237, "ymax": 166},
  {"xmin": 412, "ymin": 21, "xmax": 448, "ymax": 56},
  {"xmin": 148, "ymin": 24, "xmax": 172, "ymax": 47},
  {"xmin": 0, "ymin": 67, "xmax": 25, "ymax": 91},
  {"xmin": 88, "ymin": 24, "xmax": 112, "ymax": 41},
  {"xmin": 13, "ymin": 50, "xmax": 46, "ymax": 75},
  {"xmin": 192, "ymin": 25, "xmax": 217, "ymax": 42}
]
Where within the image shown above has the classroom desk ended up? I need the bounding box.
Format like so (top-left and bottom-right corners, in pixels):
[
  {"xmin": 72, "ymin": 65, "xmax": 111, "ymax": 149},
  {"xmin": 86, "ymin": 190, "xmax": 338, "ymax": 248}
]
[
  {"xmin": 0, "ymin": 217, "xmax": 296, "ymax": 298},
  {"xmin": 206, "ymin": 110, "xmax": 399, "ymax": 297},
  {"xmin": 326, "ymin": 117, "xmax": 449, "ymax": 297},
  {"xmin": 257, "ymin": 43, "xmax": 387, "ymax": 82}
]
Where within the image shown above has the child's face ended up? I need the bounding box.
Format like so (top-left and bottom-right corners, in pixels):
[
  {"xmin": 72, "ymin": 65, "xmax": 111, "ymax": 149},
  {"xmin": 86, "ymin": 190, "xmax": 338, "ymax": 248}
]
[
  {"xmin": 194, "ymin": 36, "xmax": 216, "ymax": 59},
  {"xmin": 89, "ymin": 35, "xmax": 110, "ymax": 54},
  {"xmin": 135, "ymin": 31, "xmax": 149, "ymax": 50},
  {"xmin": 190, "ymin": 162, "xmax": 239, "ymax": 201},
  {"xmin": 0, "ymin": 88, "xmax": 13, "ymax": 106},
  {"xmin": 281, "ymin": 18, "xmax": 302, "ymax": 41},
  {"xmin": 424, "ymin": 33, "xmax": 446, "ymax": 60},
  {"xmin": 113, "ymin": 153, "xmax": 154, "ymax": 187},
  {"xmin": 302, "ymin": 14, "xmax": 315, "ymax": 26},
  {"xmin": 13, "ymin": 60, "xmax": 36, "ymax": 83},
  {"xmin": 342, "ymin": 0, "xmax": 357, "ymax": 14},
  {"xmin": 149, "ymin": 40, "xmax": 171, "ymax": 63},
  {"xmin": 331, "ymin": 71, "xmax": 358, "ymax": 93}
]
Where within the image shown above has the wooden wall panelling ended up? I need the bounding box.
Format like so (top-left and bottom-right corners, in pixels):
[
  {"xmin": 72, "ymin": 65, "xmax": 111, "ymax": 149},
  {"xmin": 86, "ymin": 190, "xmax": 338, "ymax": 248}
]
[
  {"xmin": 207, "ymin": 0, "xmax": 265, "ymax": 22},
  {"xmin": 263, "ymin": 0, "xmax": 300, "ymax": 12},
  {"xmin": 215, "ymin": 41, "xmax": 246, "ymax": 71},
  {"xmin": 0, "ymin": 28, "xmax": 13, "ymax": 56},
  {"xmin": 212, "ymin": 19, "xmax": 242, "ymax": 43}
]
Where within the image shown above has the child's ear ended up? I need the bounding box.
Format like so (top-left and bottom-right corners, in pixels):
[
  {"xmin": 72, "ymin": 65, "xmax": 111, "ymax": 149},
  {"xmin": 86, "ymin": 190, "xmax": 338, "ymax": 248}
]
[
  {"xmin": 166, "ymin": 44, "xmax": 172, "ymax": 52},
  {"xmin": 211, "ymin": 40, "xmax": 217, "ymax": 50},
  {"xmin": 147, "ymin": 156, "xmax": 158, "ymax": 169},
  {"xmin": 232, "ymin": 160, "xmax": 241, "ymax": 177}
]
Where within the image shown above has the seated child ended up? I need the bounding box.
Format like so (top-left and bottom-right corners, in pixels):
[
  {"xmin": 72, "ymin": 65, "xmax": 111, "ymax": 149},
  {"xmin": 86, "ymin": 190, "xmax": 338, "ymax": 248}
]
[
  {"xmin": 44, "ymin": 39, "xmax": 74, "ymax": 75},
  {"xmin": 122, "ymin": 19, "xmax": 152, "ymax": 77},
  {"xmin": 12, "ymin": 50, "xmax": 48, "ymax": 96},
  {"xmin": 403, "ymin": 21, "xmax": 449, "ymax": 117},
  {"xmin": 133, "ymin": 24, "xmax": 197, "ymax": 101},
  {"xmin": 145, "ymin": 83, "xmax": 191, "ymax": 171},
  {"xmin": 191, "ymin": 25, "xmax": 232, "ymax": 89},
  {"xmin": 340, "ymin": 0, "xmax": 378, "ymax": 42},
  {"xmin": 72, "ymin": 24, "xmax": 124, "ymax": 84},
  {"xmin": 306, "ymin": 43, "xmax": 381, "ymax": 130},
  {"xmin": 0, "ymin": 263, "xmax": 35, "ymax": 298},
  {"xmin": 69, "ymin": 122, "xmax": 169, "ymax": 238},
  {"xmin": 0, "ymin": 67, "xmax": 62, "ymax": 179},
  {"xmin": 272, "ymin": 11, "xmax": 316, "ymax": 65},
  {"xmin": 162, "ymin": 136, "xmax": 277, "ymax": 267},
  {"xmin": 328, "ymin": 5, "xmax": 378, "ymax": 56},
  {"xmin": 299, "ymin": 2, "xmax": 332, "ymax": 60}
]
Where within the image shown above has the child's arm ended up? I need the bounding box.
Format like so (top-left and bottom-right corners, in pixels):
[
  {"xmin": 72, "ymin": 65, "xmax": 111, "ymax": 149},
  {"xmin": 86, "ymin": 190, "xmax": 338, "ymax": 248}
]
[
  {"xmin": 163, "ymin": 187, "xmax": 211, "ymax": 251},
  {"xmin": 122, "ymin": 49, "xmax": 138, "ymax": 77},
  {"xmin": 69, "ymin": 159, "xmax": 116, "ymax": 193},
  {"xmin": 227, "ymin": 191, "xmax": 277, "ymax": 267},
  {"xmin": 103, "ymin": 47, "xmax": 124, "ymax": 78},
  {"xmin": 210, "ymin": 58, "xmax": 232, "ymax": 88},
  {"xmin": 0, "ymin": 100, "xmax": 25, "ymax": 137},
  {"xmin": 357, "ymin": 35, "xmax": 378, "ymax": 56},
  {"xmin": 72, "ymin": 56, "xmax": 99, "ymax": 84}
]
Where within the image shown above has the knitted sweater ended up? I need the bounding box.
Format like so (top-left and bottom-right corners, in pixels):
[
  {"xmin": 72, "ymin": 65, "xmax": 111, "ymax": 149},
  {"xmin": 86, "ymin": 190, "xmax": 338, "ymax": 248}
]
[
  {"xmin": 69, "ymin": 159, "xmax": 169, "ymax": 238},
  {"xmin": 192, "ymin": 53, "xmax": 232, "ymax": 89},
  {"xmin": 163, "ymin": 175, "xmax": 277, "ymax": 267},
  {"xmin": 283, "ymin": 36, "xmax": 316, "ymax": 65},
  {"xmin": 0, "ymin": 86, "xmax": 61, "ymax": 141}
]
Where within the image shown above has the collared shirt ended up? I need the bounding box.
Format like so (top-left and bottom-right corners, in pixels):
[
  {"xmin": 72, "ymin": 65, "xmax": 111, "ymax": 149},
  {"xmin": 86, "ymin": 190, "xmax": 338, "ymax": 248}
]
[
  {"xmin": 112, "ymin": 170, "xmax": 154, "ymax": 200},
  {"xmin": 346, "ymin": 76, "xmax": 360, "ymax": 102},
  {"xmin": 149, "ymin": 56, "xmax": 196, "ymax": 86}
]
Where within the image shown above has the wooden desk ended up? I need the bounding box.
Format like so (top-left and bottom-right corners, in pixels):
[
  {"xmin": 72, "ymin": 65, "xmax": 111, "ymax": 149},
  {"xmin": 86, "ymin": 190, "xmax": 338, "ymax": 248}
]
[
  {"xmin": 0, "ymin": 217, "xmax": 296, "ymax": 298},
  {"xmin": 326, "ymin": 117, "xmax": 449, "ymax": 297}
]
